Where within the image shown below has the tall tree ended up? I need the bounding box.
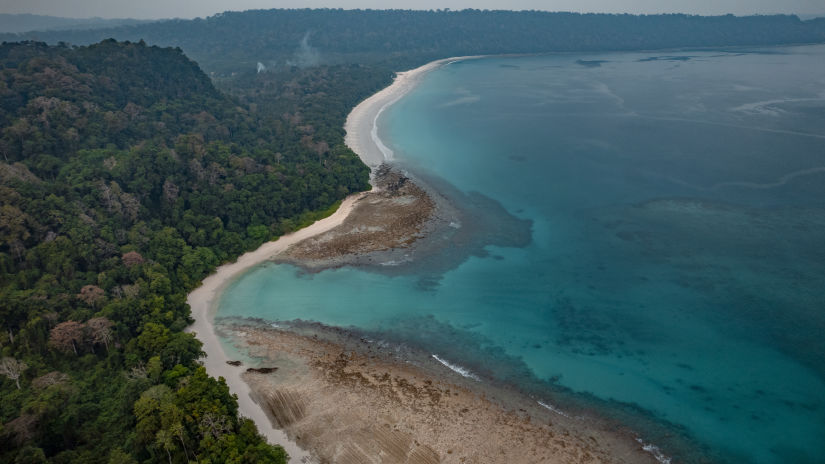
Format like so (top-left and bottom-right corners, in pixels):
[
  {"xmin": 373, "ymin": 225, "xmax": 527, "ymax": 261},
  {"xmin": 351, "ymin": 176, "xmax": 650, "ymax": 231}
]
[
  {"xmin": 0, "ymin": 357, "xmax": 27, "ymax": 389},
  {"xmin": 48, "ymin": 321, "xmax": 85, "ymax": 355}
]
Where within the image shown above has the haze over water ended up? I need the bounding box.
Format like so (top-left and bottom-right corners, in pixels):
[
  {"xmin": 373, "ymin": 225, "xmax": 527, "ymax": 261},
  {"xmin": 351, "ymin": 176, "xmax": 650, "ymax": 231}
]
[{"xmin": 219, "ymin": 45, "xmax": 825, "ymax": 463}]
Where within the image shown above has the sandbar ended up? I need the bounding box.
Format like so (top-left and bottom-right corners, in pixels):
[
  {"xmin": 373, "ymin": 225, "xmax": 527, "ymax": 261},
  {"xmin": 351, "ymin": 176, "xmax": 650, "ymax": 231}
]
[
  {"xmin": 186, "ymin": 56, "xmax": 468, "ymax": 461},
  {"xmin": 187, "ymin": 55, "xmax": 664, "ymax": 463}
]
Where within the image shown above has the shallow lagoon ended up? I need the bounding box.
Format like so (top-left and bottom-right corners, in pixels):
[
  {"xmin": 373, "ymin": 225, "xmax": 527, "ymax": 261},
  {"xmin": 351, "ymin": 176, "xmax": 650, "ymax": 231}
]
[{"xmin": 219, "ymin": 45, "xmax": 825, "ymax": 463}]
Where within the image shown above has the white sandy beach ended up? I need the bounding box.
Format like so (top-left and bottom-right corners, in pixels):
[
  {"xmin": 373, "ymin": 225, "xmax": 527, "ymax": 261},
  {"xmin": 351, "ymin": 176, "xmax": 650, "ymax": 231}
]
[
  {"xmin": 344, "ymin": 56, "xmax": 482, "ymax": 168},
  {"xmin": 186, "ymin": 56, "xmax": 474, "ymax": 462},
  {"xmin": 185, "ymin": 194, "xmax": 361, "ymax": 462},
  {"xmin": 184, "ymin": 53, "xmax": 665, "ymax": 464}
]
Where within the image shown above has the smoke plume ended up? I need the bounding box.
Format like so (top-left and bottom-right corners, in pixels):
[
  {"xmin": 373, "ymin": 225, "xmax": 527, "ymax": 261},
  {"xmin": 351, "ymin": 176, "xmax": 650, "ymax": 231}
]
[{"xmin": 287, "ymin": 31, "xmax": 321, "ymax": 68}]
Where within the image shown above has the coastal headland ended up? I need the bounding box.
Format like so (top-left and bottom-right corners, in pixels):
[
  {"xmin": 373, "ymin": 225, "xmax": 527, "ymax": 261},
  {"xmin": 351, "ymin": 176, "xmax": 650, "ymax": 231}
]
[
  {"xmin": 275, "ymin": 164, "xmax": 440, "ymax": 270},
  {"xmin": 187, "ymin": 56, "xmax": 662, "ymax": 463}
]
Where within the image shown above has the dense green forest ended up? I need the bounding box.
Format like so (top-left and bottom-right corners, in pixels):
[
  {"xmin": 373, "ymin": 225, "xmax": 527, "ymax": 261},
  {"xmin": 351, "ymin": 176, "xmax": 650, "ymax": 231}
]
[
  {"xmin": 0, "ymin": 39, "xmax": 368, "ymax": 463},
  {"xmin": 3, "ymin": 7, "xmax": 825, "ymax": 464},
  {"xmin": 3, "ymin": 9, "xmax": 825, "ymax": 75}
]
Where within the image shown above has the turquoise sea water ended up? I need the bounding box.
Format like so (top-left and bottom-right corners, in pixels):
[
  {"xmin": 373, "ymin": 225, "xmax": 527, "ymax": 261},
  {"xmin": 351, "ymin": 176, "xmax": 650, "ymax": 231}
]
[{"xmin": 219, "ymin": 46, "xmax": 825, "ymax": 463}]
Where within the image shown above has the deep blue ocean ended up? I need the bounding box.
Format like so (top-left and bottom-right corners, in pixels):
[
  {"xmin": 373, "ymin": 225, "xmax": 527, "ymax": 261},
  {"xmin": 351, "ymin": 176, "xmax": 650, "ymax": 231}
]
[{"xmin": 218, "ymin": 45, "xmax": 825, "ymax": 463}]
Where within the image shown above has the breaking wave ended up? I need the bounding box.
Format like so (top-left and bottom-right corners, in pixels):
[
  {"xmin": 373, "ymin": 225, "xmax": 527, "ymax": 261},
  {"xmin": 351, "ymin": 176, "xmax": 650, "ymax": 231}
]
[{"xmin": 432, "ymin": 354, "xmax": 481, "ymax": 381}]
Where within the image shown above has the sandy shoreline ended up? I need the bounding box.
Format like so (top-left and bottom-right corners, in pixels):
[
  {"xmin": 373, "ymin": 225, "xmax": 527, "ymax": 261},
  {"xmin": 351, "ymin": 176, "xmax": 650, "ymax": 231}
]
[
  {"xmin": 344, "ymin": 56, "xmax": 483, "ymax": 168},
  {"xmin": 215, "ymin": 318, "xmax": 660, "ymax": 464},
  {"xmin": 187, "ymin": 54, "xmax": 668, "ymax": 463},
  {"xmin": 186, "ymin": 57, "xmax": 468, "ymax": 461},
  {"xmin": 185, "ymin": 193, "xmax": 362, "ymax": 462}
]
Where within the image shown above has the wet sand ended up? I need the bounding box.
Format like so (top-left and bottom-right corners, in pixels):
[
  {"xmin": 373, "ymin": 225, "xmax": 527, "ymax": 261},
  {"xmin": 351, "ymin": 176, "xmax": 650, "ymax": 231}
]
[
  {"xmin": 184, "ymin": 56, "xmax": 467, "ymax": 461},
  {"xmin": 344, "ymin": 56, "xmax": 483, "ymax": 168},
  {"xmin": 185, "ymin": 193, "xmax": 363, "ymax": 462},
  {"xmin": 218, "ymin": 319, "xmax": 659, "ymax": 464},
  {"xmin": 276, "ymin": 164, "xmax": 452, "ymax": 271},
  {"xmin": 187, "ymin": 54, "xmax": 663, "ymax": 463}
]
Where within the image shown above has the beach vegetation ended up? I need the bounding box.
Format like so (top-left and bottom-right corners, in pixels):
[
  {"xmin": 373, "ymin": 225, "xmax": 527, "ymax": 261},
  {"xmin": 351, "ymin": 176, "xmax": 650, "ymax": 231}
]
[
  {"xmin": 0, "ymin": 39, "xmax": 368, "ymax": 463},
  {"xmin": 1, "ymin": 7, "xmax": 824, "ymax": 464}
]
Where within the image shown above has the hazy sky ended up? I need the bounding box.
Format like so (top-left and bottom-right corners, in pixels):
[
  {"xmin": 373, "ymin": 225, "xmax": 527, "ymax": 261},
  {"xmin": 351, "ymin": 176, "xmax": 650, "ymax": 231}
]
[{"xmin": 1, "ymin": 0, "xmax": 822, "ymax": 20}]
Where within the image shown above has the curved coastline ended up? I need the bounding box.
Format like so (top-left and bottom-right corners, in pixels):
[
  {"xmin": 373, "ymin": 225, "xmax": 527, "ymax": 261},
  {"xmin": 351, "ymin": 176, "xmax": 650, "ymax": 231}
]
[
  {"xmin": 187, "ymin": 54, "xmax": 667, "ymax": 463},
  {"xmin": 186, "ymin": 56, "xmax": 467, "ymax": 462},
  {"xmin": 344, "ymin": 56, "xmax": 483, "ymax": 168},
  {"xmin": 185, "ymin": 194, "xmax": 360, "ymax": 462}
]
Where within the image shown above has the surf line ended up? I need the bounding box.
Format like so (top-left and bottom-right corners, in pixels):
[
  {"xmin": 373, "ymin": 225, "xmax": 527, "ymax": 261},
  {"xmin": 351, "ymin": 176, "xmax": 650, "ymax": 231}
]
[
  {"xmin": 370, "ymin": 100, "xmax": 398, "ymax": 162},
  {"xmin": 635, "ymin": 438, "xmax": 673, "ymax": 464},
  {"xmin": 537, "ymin": 400, "xmax": 571, "ymax": 418},
  {"xmin": 432, "ymin": 354, "xmax": 481, "ymax": 381}
]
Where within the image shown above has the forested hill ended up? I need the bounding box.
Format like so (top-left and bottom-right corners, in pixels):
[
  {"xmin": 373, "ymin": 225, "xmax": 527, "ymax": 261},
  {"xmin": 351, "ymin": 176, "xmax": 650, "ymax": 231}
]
[
  {"xmin": 0, "ymin": 40, "xmax": 368, "ymax": 462},
  {"xmin": 0, "ymin": 14, "xmax": 155, "ymax": 35},
  {"xmin": 2, "ymin": 9, "xmax": 825, "ymax": 463},
  {"xmin": 3, "ymin": 10, "xmax": 825, "ymax": 75}
]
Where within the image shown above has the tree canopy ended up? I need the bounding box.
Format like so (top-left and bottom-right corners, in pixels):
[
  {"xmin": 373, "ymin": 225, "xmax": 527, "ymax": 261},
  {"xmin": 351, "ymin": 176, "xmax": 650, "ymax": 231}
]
[
  {"xmin": 2, "ymin": 8, "xmax": 825, "ymax": 463},
  {"xmin": 0, "ymin": 39, "xmax": 369, "ymax": 463},
  {"xmin": 2, "ymin": 9, "xmax": 824, "ymax": 76}
]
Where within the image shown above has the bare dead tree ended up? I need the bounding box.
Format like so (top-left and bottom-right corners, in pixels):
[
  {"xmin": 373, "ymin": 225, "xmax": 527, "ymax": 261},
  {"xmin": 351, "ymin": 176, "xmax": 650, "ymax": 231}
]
[
  {"xmin": 199, "ymin": 413, "xmax": 231, "ymax": 440},
  {"xmin": 31, "ymin": 371, "xmax": 69, "ymax": 389},
  {"xmin": 126, "ymin": 362, "xmax": 148, "ymax": 381},
  {"xmin": 86, "ymin": 317, "xmax": 114, "ymax": 351},
  {"xmin": 0, "ymin": 357, "xmax": 28, "ymax": 389},
  {"xmin": 99, "ymin": 182, "xmax": 117, "ymax": 212}
]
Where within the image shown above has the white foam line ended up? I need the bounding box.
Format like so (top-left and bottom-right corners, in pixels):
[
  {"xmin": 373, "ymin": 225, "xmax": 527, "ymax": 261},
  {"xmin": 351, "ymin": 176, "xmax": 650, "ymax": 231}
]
[
  {"xmin": 537, "ymin": 400, "xmax": 571, "ymax": 418},
  {"xmin": 653, "ymin": 165, "xmax": 825, "ymax": 192},
  {"xmin": 345, "ymin": 54, "xmax": 486, "ymax": 169},
  {"xmin": 630, "ymin": 114, "xmax": 825, "ymax": 140},
  {"xmin": 730, "ymin": 95, "xmax": 825, "ymax": 114},
  {"xmin": 635, "ymin": 438, "xmax": 673, "ymax": 464},
  {"xmin": 708, "ymin": 166, "xmax": 825, "ymax": 190},
  {"xmin": 371, "ymin": 99, "xmax": 398, "ymax": 162},
  {"xmin": 432, "ymin": 354, "xmax": 481, "ymax": 381}
]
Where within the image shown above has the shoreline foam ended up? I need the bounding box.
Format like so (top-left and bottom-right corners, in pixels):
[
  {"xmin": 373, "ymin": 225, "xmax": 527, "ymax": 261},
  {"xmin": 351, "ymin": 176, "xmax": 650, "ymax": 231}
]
[
  {"xmin": 344, "ymin": 55, "xmax": 483, "ymax": 168},
  {"xmin": 218, "ymin": 318, "xmax": 662, "ymax": 464},
  {"xmin": 186, "ymin": 56, "xmax": 470, "ymax": 462},
  {"xmin": 432, "ymin": 354, "xmax": 482, "ymax": 381},
  {"xmin": 186, "ymin": 53, "xmax": 671, "ymax": 463},
  {"xmin": 185, "ymin": 193, "xmax": 361, "ymax": 462}
]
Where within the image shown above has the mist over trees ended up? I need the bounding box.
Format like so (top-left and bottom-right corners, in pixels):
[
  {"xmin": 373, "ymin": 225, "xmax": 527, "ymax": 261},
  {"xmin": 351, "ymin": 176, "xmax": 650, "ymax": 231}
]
[
  {"xmin": 2, "ymin": 7, "xmax": 825, "ymax": 464},
  {"xmin": 2, "ymin": 9, "xmax": 824, "ymax": 76},
  {"xmin": 0, "ymin": 14, "xmax": 156, "ymax": 35},
  {"xmin": 0, "ymin": 39, "xmax": 368, "ymax": 462}
]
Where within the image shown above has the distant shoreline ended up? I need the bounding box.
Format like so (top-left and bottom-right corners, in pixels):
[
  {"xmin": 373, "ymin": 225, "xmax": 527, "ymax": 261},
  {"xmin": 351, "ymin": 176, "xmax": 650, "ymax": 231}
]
[
  {"xmin": 186, "ymin": 54, "xmax": 664, "ymax": 464},
  {"xmin": 184, "ymin": 55, "xmax": 471, "ymax": 462}
]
